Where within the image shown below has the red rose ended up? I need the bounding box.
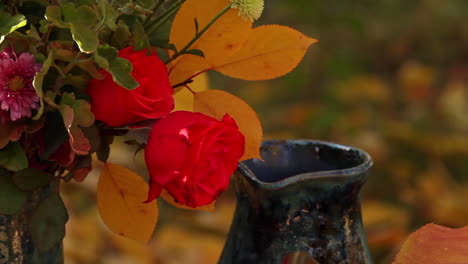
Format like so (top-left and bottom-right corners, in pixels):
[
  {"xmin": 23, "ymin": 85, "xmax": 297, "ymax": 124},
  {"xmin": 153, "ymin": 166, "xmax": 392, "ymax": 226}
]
[
  {"xmin": 144, "ymin": 111, "xmax": 245, "ymax": 207},
  {"xmin": 87, "ymin": 47, "xmax": 174, "ymax": 127}
]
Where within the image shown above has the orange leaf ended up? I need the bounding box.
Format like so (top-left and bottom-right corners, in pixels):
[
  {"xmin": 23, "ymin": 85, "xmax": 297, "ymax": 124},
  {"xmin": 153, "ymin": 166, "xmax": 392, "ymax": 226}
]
[
  {"xmin": 160, "ymin": 190, "xmax": 215, "ymax": 212},
  {"xmin": 168, "ymin": 55, "xmax": 210, "ymax": 86},
  {"xmin": 392, "ymin": 223, "xmax": 468, "ymax": 264},
  {"xmin": 168, "ymin": 0, "xmax": 252, "ymax": 85},
  {"xmin": 214, "ymin": 25, "xmax": 317, "ymax": 80},
  {"xmin": 97, "ymin": 163, "xmax": 158, "ymax": 243},
  {"xmin": 193, "ymin": 90, "xmax": 262, "ymax": 160},
  {"xmin": 174, "ymin": 73, "xmax": 210, "ymax": 112}
]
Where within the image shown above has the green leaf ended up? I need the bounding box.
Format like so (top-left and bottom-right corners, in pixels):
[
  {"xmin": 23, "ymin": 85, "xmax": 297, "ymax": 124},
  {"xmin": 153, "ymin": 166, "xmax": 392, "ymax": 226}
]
[
  {"xmin": 97, "ymin": 134, "xmax": 113, "ymax": 162},
  {"xmin": 30, "ymin": 194, "xmax": 69, "ymax": 253},
  {"xmin": 62, "ymin": 3, "xmax": 98, "ymax": 26},
  {"xmin": 41, "ymin": 111, "xmax": 69, "ymax": 160},
  {"xmin": 108, "ymin": 58, "xmax": 139, "ymax": 89},
  {"xmin": 185, "ymin": 49, "xmax": 205, "ymax": 58},
  {"xmin": 148, "ymin": 22, "xmax": 170, "ymax": 49},
  {"xmin": 0, "ymin": 142, "xmax": 28, "ymax": 172},
  {"xmin": 62, "ymin": 3, "xmax": 99, "ymax": 53},
  {"xmin": 94, "ymin": 44, "xmax": 118, "ymax": 68},
  {"xmin": 0, "ymin": 11, "xmax": 27, "ymax": 44},
  {"xmin": 194, "ymin": 18, "xmax": 199, "ymax": 35},
  {"xmin": 39, "ymin": 19, "xmax": 50, "ymax": 33},
  {"xmin": 32, "ymin": 51, "xmax": 55, "ymax": 120},
  {"xmin": 0, "ymin": 173, "xmax": 27, "ymax": 215},
  {"xmin": 81, "ymin": 125, "xmax": 100, "ymax": 153},
  {"xmin": 63, "ymin": 74, "xmax": 90, "ymax": 90},
  {"xmin": 13, "ymin": 168, "xmax": 52, "ymax": 191},
  {"xmin": 132, "ymin": 21, "xmax": 151, "ymax": 52},
  {"xmin": 69, "ymin": 25, "xmax": 99, "ymax": 53},
  {"xmin": 97, "ymin": 0, "xmax": 119, "ymax": 31},
  {"xmin": 111, "ymin": 20, "xmax": 131, "ymax": 48},
  {"xmin": 94, "ymin": 45, "xmax": 139, "ymax": 89},
  {"xmin": 168, "ymin": 43, "xmax": 178, "ymax": 53},
  {"xmin": 45, "ymin": 6, "xmax": 67, "ymax": 28},
  {"xmin": 77, "ymin": 60, "xmax": 104, "ymax": 79},
  {"xmin": 60, "ymin": 92, "xmax": 95, "ymax": 127}
]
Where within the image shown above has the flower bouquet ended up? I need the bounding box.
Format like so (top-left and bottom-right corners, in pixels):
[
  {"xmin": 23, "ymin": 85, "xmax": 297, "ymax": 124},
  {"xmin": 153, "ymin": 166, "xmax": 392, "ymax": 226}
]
[{"xmin": 0, "ymin": 0, "xmax": 316, "ymax": 260}]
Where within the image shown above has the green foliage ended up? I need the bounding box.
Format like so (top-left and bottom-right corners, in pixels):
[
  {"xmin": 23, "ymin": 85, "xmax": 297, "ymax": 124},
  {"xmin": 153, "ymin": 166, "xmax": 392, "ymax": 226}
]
[
  {"xmin": 94, "ymin": 44, "xmax": 139, "ymax": 89},
  {"xmin": 184, "ymin": 49, "xmax": 205, "ymax": 58},
  {"xmin": 0, "ymin": 172, "xmax": 27, "ymax": 215},
  {"xmin": 131, "ymin": 21, "xmax": 151, "ymax": 52},
  {"xmin": 111, "ymin": 19, "xmax": 132, "ymax": 48},
  {"xmin": 60, "ymin": 92, "xmax": 95, "ymax": 127},
  {"xmin": 32, "ymin": 51, "xmax": 54, "ymax": 120},
  {"xmin": 0, "ymin": 11, "xmax": 27, "ymax": 44},
  {"xmin": 97, "ymin": 0, "xmax": 119, "ymax": 31},
  {"xmin": 65, "ymin": 4, "xmax": 98, "ymax": 45},
  {"xmin": 44, "ymin": 6, "xmax": 67, "ymax": 28},
  {"xmin": 0, "ymin": 142, "xmax": 28, "ymax": 172},
  {"xmin": 13, "ymin": 168, "xmax": 52, "ymax": 191},
  {"xmin": 30, "ymin": 194, "xmax": 69, "ymax": 252},
  {"xmin": 41, "ymin": 111, "xmax": 69, "ymax": 160},
  {"xmin": 96, "ymin": 134, "xmax": 113, "ymax": 162}
]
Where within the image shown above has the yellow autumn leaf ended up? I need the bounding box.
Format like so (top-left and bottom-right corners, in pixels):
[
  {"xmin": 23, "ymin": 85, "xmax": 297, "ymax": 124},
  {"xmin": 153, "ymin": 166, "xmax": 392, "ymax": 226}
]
[
  {"xmin": 168, "ymin": 0, "xmax": 252, "ymax": 85},
  {"xmin": 174, "ymin": 73, "xmax": 210, "ymax": 111},
  {"xmin": 194, "ymin": 90, "xmax": 262, "ymax": 160},
  {"xmin": 169, "ymin": 55, "xmax": 211, "ymax": 86},
  {"xmin": 160, "ymin": 190, "xmax": 215, "ymax": 212},
  {"xmin": 97, "ymin": 163, "xmax": 158, "ymax": 243},
  {"xmin": 215, "ymin": 25, "xmax": 317, "ymax": 80},
  {"xmin": 392, "ymin": 223, "xmax": 468, "ymax": 264}
]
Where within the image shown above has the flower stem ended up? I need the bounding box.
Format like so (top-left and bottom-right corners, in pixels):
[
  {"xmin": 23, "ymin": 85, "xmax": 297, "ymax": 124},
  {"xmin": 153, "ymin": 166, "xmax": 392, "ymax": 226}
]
[
  {"xmin": 184, "ymin": 84, "xmax": 196, "ymax": 95},
  {"xmin": 143, "ymin": 0, "xmax": 166, "ymax": 26},
  {"xmin": 145, "ymin": 0, "xmax": 185, "ymax": 32},
  {"xmin": 165, "ymin": 3, "xmax": 232, "ymax": 64},
  {"xmin": 171, "ymin": 68, "xmax": 212, "ymax": 89},
  {"xmin": 145, "ymin": 2, "xmax": 182, "ymax": 35}
]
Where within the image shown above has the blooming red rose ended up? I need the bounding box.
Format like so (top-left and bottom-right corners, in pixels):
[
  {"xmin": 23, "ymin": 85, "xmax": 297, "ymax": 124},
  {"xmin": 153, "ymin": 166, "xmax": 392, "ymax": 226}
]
[
  {"xmin": 145, "ymin": 111, "xmax": 245, "ymax": 207},
  {"xmin": 87, "ymin": 47, "xmax": 174, "ymax": 127}
]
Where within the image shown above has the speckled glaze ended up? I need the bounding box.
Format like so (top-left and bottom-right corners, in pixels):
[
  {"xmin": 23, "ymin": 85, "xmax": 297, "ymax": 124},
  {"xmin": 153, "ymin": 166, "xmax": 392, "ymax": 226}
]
[
  {"xmin": 219, "ymin": 140, "xmax": 373, "ymax": 264},
  {"xmin": 0, "ymin": 183, "xmax": 63, "ymax": 264}
]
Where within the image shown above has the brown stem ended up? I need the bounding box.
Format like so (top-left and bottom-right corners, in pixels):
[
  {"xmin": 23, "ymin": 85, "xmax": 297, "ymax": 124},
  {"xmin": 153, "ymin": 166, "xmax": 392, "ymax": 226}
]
[
  {"xmin": 183, "ymin": 84, "xmax": 196, "ymax": 95},
  {"xmin": 171, "ymin": 68, "xmax": 212, "ymax": 89}
]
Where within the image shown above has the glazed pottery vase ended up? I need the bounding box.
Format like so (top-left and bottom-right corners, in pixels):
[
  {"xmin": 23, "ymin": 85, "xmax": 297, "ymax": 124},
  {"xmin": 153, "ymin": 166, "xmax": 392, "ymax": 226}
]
[
  {"xmin": 0, "ymin": 177, "xmax": 64, "ymax": 264},
  {"xmin": 219, "ymin": 140, "xmax": 373, "ymax": 264}
]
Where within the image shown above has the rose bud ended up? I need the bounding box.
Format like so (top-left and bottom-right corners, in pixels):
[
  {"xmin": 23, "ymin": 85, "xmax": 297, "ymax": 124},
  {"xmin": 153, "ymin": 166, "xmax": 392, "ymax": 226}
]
[
  {"xmin": 87, "ymin": 47, "xmax": 174, "ymax": 127},
  {"xmin": 144, "ymin": 111, "xmax": 245, "ymax": 208}
]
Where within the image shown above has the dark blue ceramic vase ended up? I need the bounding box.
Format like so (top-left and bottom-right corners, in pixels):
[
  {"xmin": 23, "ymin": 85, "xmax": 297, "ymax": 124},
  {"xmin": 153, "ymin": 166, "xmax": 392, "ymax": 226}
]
[{"xmin": 219, "ymin": 140, "xmax": 373, "ymax": 264}]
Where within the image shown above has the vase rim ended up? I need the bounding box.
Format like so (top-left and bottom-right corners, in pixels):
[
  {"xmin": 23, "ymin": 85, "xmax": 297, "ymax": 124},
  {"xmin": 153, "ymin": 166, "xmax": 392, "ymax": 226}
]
[{"xmin": 238, "ymin": 139, "xmax": 373, "ymax": 189}]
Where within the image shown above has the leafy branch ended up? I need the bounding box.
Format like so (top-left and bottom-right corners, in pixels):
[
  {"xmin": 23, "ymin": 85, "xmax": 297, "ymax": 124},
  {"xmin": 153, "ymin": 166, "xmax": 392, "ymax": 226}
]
[{"xmin": 164, "ymin": 3, "xmax": 232, "ymax": 64}]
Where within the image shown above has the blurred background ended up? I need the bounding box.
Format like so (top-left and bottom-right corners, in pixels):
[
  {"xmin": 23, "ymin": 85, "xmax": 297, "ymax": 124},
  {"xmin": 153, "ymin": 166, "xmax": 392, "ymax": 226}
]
[{"xmin": 61, "ymin": 0, "xmax": 468, "ymax": 263}]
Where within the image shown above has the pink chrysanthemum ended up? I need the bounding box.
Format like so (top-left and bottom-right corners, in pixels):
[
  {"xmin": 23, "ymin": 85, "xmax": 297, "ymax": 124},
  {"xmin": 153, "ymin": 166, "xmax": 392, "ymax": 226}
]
[{"xmin": 0, "ymin": 49, "xmax": 42, "ymax": 122}]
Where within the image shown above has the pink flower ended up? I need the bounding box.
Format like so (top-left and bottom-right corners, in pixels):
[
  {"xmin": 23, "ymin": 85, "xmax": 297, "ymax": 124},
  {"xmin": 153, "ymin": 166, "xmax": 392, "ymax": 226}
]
[{"xmin": 0, "ymin": 49, "xmax": 42, "ymax": 122}]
